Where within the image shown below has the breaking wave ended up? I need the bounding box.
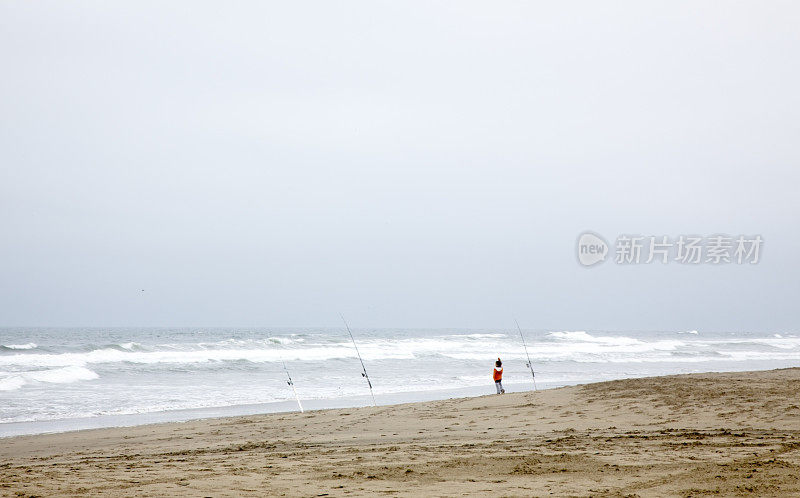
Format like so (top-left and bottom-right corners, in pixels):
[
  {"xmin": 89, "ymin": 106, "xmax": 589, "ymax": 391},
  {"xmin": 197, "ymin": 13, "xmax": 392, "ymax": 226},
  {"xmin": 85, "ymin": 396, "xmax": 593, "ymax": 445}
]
[
  {"xmin": 548, "ymin": 330, "xmax": 643, "ymax": 346},
  {"xmin": 1, "ymin": 343, "xmax": 38, "ymax": 351},
  {"xmin": 0, "ymin": 366, "xmax": 98, "ymax": 391}
]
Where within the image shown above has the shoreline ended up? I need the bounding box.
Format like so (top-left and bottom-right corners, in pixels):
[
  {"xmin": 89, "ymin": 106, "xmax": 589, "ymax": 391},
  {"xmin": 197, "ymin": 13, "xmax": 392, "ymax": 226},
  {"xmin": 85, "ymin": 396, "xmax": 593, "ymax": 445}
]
[
  {"xmin": 4, "ymin": 363, "xmax": 792, "ymax": 439},
  {"xmin": 2, "ymin": 368, "xmax": 799, "ymax": 496},
  {"xmin": 0, "ymin": 381, "xmax": 556, "ymax": 439}
]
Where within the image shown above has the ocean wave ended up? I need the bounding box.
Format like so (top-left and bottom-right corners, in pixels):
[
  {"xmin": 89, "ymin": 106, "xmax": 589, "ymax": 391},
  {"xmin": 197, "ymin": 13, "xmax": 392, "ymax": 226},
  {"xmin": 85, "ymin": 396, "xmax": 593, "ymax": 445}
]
[
  {"xmin": 1, "ymin": 331, "xmax": 793, "ymax": 372},
  {"xmin": 749, "ymin": 337, "xmax": 800, "ymax": 350},
  {"xmin": 0, "ymin": 366, "xmax": 98, "ymax": 391},
  {"xmin": 547, "ymin": 331, "xmax": 643, "ymax": 346},
  {"xmin": 448, "ymin": 333, "xmax": 507, "ymax": 339},
  {"xmin": 0, "ymin": 333, "xmax": 694, "ymax": 369},
  {"xmin": 694, "ymin": 337, "xmax": 800, "ymax": 351},
  {"xmin": 678, "ymin": 330, "xmax": 699, "ymax": 335},
  {"xmin": 117, "ymin": 342, "xmax": 143, "ymax": 351},
  {"xmin": 193, "ymin": 337, "xmax": 307, "ymax": 349},
  {"xmin": 1, "ymin": 342, "xmax": 38, "ymax": 350},
  {"xmin": 0, "ymin": 346, "xmax": 367, "ymax": 368},
  {"xmin": 268, "ymin": 336, "xmax": 305, "ymax": 344},
  {"xmin": 0, "ymin": 376, "xmax": 25, "ymax": 391}
]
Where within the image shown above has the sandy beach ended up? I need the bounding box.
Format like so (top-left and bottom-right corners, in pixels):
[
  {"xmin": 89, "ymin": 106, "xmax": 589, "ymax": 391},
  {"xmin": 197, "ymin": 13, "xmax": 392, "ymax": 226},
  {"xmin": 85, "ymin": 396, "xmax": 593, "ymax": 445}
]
[{"xmin": 1, "ymin": 368, "xmax": 799, "ymax": 497}]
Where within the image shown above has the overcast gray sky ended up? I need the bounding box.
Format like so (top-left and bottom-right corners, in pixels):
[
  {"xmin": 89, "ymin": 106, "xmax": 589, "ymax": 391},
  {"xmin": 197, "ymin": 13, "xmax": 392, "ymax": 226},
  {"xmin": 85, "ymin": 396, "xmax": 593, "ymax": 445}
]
[{"xmin": 1, "ymin": 1, "xmax": 798, "ymax": 330}]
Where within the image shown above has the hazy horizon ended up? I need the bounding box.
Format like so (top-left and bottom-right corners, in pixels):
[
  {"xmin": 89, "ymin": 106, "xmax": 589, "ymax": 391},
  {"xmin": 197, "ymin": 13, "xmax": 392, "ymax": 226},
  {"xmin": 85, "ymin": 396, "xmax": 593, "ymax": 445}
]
[{"xmin": 1, "ymin": 2, "xmax": 798, "ymax": 331}]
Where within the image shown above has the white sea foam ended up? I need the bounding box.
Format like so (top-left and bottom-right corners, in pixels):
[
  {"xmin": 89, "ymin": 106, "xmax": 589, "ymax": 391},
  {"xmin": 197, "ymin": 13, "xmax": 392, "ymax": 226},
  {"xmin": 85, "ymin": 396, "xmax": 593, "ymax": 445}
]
[
  {"xmin": 27, "ymin": 366, "xmax": 99, "ymax": 383},
  {"xmin": 0, "ymin": 336, "xmax": 507, "ymax": 368},
  {"xmin": 267, "ymin": 336, "xmax": 305, "ymax": 344},
  {"xmin": 547, "ymin": 331, "xmax": 643, "ymax": 346},
  {"xmin": 0, "ymin": 366, "xmax": 98, "ymax": 391},
  {"xmin": 2, "ymin": 342, "xmax": 37, "ymax": 350},
  {"xmin": 117, "ymin": 342, "xmax": 141, "ymax": 351},
  {"xmin": 695, "ymin": 336, "xmax": 800, "ymax": 350},
  {"xmin": 0, "ymin": 376, "xmax": 26, "ymax": 391},
  {"xmin": 0, "ymin": 346, "xmax": 357, "ymax": 368},
  {"xmin": 194, "ymin": 337, "xmax": 306, "ymax": 349},
  {"xmin": 450, "ymin": 333, "xmax": 507, "ymax": 339},
  {"xmin": 2, "ymin": 331, "xmax": 792, "ymax": 370},
  {"xmin": 751, "ymin": 337, "xmax": 800, "ymax": 350}
]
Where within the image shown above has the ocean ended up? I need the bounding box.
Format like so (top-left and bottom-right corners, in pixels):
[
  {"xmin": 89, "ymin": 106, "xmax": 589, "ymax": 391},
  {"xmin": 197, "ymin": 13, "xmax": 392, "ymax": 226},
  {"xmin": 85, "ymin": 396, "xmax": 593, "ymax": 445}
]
[{"xmin": 1, "ymin": 327, "xmax": 797, "ymax": 437}]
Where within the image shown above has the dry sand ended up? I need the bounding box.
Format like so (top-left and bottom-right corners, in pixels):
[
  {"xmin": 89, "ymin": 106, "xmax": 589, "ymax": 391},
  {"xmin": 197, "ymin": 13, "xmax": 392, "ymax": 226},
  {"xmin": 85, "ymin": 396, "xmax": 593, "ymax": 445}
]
[{"xmin": 2, "ymin": 368, "xmax": 799, "ymax": 497}]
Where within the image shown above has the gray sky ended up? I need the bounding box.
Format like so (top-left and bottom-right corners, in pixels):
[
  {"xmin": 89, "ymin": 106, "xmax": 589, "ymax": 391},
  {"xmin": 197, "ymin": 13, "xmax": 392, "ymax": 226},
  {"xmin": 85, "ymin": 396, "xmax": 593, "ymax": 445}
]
[{"xmin": 1, "ymin": 1, "xmax": 798, "ymax": 330}]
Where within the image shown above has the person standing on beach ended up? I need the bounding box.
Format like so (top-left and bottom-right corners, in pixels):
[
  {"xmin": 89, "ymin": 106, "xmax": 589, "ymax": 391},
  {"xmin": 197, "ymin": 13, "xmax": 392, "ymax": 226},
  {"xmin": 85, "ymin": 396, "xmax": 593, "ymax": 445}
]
[{"xmin": 493, "ymin": 358, "xmax": 505, "ymax": 394}]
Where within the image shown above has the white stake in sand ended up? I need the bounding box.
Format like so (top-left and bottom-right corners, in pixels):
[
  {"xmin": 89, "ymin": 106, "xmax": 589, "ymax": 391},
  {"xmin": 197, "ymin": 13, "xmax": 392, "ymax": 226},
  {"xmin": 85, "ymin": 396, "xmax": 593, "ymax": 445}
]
[
  {"xmin": 340, "ymin": 314, "xmax": 377, "ymax": 406},
  {"xmin": 515, "ymin": 318, "xmax": 538, "ymax": 391},
  {"xmin": 282, "ymin": 359, "xmax": 304, "ymax": 413}
]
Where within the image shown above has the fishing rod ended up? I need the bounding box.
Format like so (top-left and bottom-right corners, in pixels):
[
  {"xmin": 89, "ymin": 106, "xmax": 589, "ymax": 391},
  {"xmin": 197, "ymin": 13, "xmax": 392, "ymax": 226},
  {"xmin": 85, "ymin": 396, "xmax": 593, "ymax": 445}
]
[
  {"xmin": 281, "ymin": 359, "xmax": 304, "ymax": 413},
  {"xmin": 514, "ymin": 318, "xmax": 537, "ymax": 391},
  {"xmin": 340, "ymin": 313, "xmax": 376, "ymax": 406}
]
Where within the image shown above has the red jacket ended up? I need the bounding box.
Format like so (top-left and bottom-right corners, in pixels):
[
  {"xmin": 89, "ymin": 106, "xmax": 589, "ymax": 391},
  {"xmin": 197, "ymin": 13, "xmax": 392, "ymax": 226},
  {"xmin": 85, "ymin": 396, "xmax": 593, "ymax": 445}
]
[{"xmin": 493, "ymin": 367, "xmax": 503, "ymax": 381}]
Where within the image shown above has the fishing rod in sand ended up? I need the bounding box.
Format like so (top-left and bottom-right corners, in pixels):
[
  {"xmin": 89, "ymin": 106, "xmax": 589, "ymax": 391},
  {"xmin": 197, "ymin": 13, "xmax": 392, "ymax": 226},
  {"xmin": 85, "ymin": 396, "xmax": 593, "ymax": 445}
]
[
  {"xmin": 340, "ymin": 314, "xmax": 377, "ymax": 407},
  {"xmin": 281, "ymin": 358, "xmax": 304, "ymax": 413},
  {"xmin": 515, "ymin": 318, "xmax": 538, "ymax": 391}
]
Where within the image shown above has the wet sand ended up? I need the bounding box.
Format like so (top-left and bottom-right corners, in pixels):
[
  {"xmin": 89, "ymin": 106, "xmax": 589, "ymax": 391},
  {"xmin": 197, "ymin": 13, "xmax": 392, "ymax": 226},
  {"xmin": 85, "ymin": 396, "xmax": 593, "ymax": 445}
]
[{"xmin": 2, "ymin": 368, "xmax": 799, "ymax": 497}]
